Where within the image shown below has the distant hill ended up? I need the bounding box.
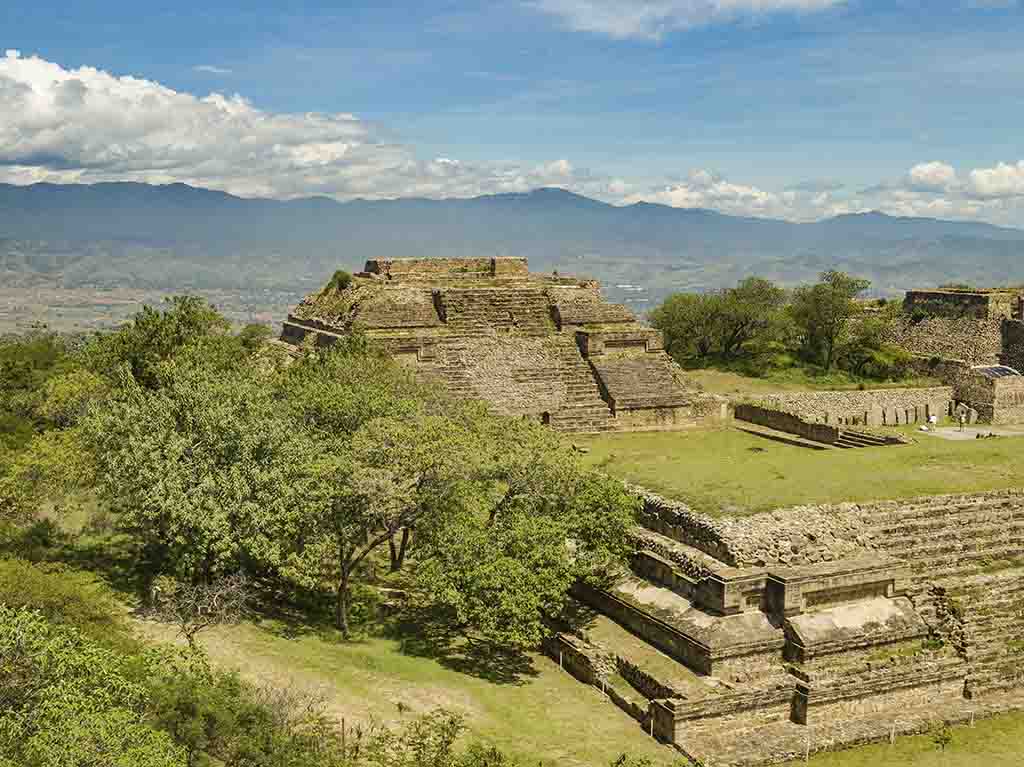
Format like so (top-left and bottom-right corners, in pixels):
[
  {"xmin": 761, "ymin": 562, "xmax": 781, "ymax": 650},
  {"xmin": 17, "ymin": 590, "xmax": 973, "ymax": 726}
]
[{"xmin": 3, "ymin": 182, "xmax": 1023, "ymax": 310}]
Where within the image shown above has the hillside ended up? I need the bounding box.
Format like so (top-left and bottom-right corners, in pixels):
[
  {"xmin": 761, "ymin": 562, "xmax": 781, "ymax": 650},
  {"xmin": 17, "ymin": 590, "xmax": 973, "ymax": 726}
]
[{"xmin": 3, "ymin": 183, "xmax": 1024, "ymax": 313}]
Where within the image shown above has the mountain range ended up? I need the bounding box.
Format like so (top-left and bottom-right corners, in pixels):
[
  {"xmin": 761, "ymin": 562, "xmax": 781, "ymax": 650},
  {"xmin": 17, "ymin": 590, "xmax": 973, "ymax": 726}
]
[{"xmin": 3, "ymin": 182, "xmax": 1024, "ymax": 310}]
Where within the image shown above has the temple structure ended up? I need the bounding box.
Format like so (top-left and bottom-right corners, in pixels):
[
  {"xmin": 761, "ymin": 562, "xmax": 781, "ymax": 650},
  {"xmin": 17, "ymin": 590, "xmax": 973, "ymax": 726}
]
[{"xmin": 280, "ymin": 257, "xmax": 722, "ymax": 432}]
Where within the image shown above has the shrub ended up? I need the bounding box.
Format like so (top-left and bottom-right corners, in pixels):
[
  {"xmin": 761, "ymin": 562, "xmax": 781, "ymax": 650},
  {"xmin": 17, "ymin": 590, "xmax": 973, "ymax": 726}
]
[
  {"xmin": 326, "ymin": 270, "xmax": 353, "ymax": 292},
  {"xmin": 0, "ymin": 557, "xmax": 131, "ymax": 647}
]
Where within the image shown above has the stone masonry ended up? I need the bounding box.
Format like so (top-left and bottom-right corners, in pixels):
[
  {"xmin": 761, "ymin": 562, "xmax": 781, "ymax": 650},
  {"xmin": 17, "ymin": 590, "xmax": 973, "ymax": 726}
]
[
  {"xmin": 551, "ymin": 487, "xmax": 1024, "ymax": 766},
  {"xmin": 885, "ymin": 287, "xmax": 1024, "ymax": 423},
  {"xmin": 279, "ymin": 258, "xmax": 723, "ymax": 432}
]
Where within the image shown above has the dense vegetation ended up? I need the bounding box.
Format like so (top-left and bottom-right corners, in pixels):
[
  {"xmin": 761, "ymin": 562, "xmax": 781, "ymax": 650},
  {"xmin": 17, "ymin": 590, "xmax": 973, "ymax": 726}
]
[
  {"xmin": 0, "ymin": 297, "xmax": 644, "ymax": 767},
  {"xmin": 650, "ymin": 271, "xmax": 914, "ymax": 383}
]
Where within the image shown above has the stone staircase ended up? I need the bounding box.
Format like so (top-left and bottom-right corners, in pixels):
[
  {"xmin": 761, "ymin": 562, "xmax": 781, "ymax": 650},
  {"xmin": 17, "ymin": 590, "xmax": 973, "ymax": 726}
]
[
  {"xmin": 864, "ymin": 496, "xmax": 1024, "ymax": 584},
  {"xmin": 427, "ymin": 335, "xmax": 616, "ymax": 430},
  {"xmin": 858, "ymin": 494, "xmax": 1024, "ymax": 693},
  {"xmin": 833, "ymin": 429, "xmax": 894, "ymax": 449},
  {"xmin": 546, "ymin": 337, "xmax": 616, "ymax": 433},
  {"xmin": 436, "ymin": 288, "xmax": 554, "ymax": 336}
]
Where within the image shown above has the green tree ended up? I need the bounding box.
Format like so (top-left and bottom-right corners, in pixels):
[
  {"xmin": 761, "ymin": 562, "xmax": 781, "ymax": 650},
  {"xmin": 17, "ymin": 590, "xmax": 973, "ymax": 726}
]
[
  {"xmin": 790, "ymin": 270, "xmax": 871, "ymax": 372},
  {"xmin": 837, "ymin": 305, "xmax": 912, "ymax": 380},
  {"xmin": 650, "ymin": 292, "xmax": 725, "ymax": 362},
  {"xmin": 84, "ymin": 296, "xmax": 230, "ymax": 388},
  {"xmin": 0, "ymin": 428, "xmax": 95, "ymax": 524},
  {"xmin": 238, "ymin": 323, "xmax": 273, "ymax": 352},
  {"xmin": 266, "ymin": 413, "xmax": 475, "ymax": 636},
  {"xmin": 411, "ymin": 420, "xmax": 636, "ymax": 647},
  {"xmin": 81, "ymin": 360, "xmax": 309, "ymax": 584},
  {"xmin": 717, "ymin": 277, "xmax": 788, "ymax": 359},
  {"xmin": 0, "ymin": 607, "xmax": 185, "ymax": 767}
]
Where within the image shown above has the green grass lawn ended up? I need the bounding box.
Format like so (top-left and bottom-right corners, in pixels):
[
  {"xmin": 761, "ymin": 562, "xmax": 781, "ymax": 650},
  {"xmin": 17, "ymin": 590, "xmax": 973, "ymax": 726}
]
[
  {"xmin": 136, "ymin": 618, "xmax": 677, "ymax": 767},
  {"xmin": 137, "ymin": 617, "xmax": 1024, "ymax": 767},
  {"xmin": 683, "ymin": 367, "xmax": 943, "ymax": 398},
  {"xmin": 577, "ymin": 427, "xmax": 1024, "ymax": 515},
  {"xmin": 807, "ymin": 712, "xmax": 1024, "ymax": 767}
]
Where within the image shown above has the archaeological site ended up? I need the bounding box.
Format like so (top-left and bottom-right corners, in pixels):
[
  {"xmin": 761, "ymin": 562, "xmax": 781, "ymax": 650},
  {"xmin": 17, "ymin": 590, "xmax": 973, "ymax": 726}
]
[
  {"xmin": 281, "ymin": 256, "xmax": 725, "ymax": 432},
  {"xmin": 280, "ymin": 261, "xmax": 1024, "ymax": 766}
]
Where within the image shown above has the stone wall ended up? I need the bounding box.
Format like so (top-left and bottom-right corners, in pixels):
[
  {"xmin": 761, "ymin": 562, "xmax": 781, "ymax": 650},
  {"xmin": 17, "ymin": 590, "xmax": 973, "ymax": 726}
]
[
  {"xmin": 363, "ymin": 256, "xmax": 529, "ymax": 278},
  {"xmin": 758, "ymin": 386, "xmax": 953, "ymax": 425},
  {"xmin": 609, "ymin": 406, "xmax": 694, "ymax": 431},
  {"xmin": 735, "ymin": 404, "xmax": 840, "ymax": 444},
  {"xmin": 904, "ymin": 290, "xmax": 1002, "ymax": 320},
  {"xmin": 637, "ymin": 490, "xmax": 871, "ymax": 569},
  {"xmin": 886, "ymin": 316, "xmax": 1004, "ymax": 364},
  {"xmin": 548, "ymin": 286, "xmax": 636, "ymax": 328},
  {"xmin": 993, "ymin": 376, "xmax": 1024, "ymax": 424},
  {"xmin": 1003, "ymin": 320, "xmax": 1024, "ymax": 372},
  {"xmin": 572, "ymin": 583, "xmax": 715, "ymax": 674}
]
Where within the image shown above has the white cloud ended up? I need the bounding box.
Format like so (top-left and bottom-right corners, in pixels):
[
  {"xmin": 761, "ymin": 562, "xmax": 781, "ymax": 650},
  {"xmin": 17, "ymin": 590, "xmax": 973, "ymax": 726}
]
[
  {"xmin": 193, "ymin": 64, "xmax": 233, "ymax": 75},
  {"xmin": 624, "ymin": 170, "xmax": 795, "ymax": 217},
  {"xmin": 0, "ymin": 53, "xmax": 600, "ymax": 200},
  {"xmin": 907, "ymin": 161, "xmax": 957, "ymax": 192},
  {"xmin": 4, "ymin": 54, "xmax": 1024, "ymax": 228},
  {"xmin": 967, "ymin": 161, "xmax": 1024, "ymax": 199},
  {"xmin": 530, "ymin": 0, "xmax": 844, "ymax": 40}
]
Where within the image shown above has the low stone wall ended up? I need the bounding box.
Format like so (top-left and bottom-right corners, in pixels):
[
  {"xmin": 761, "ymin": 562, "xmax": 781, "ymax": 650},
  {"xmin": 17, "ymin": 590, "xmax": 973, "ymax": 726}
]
[
  {"xmin": 635, "ymin": 488, "xmax": 871, "ymax": 569},
  {"xmin": 794, "ymin": 661, "xmax": 966, "ymax": 724},
  {"xmin": 572, "ymin": 583, "xmax": 714, "ymax": 674},
  {"xmin": 540, "ymin": 633, "xmax": 650, "ymax": 726},
  {"xmin": 541, "ymin": 632, "xmax": 615, "ymax": 687},
  {"xmin": 364, "ymin": 256, "xmax": 529, "ymax": 277},
  {"xmin": 632, "ymin": 551, "xmax": 700, "ymax": 602},
  {"xmin": 758, "ymin": 386, "xmax": 953, "ymax": 426},
  {"xmin": 635, "ymin": 490, "xmax": 737, "ymax": 566},
  {"xmin": 617, "ymin": 656, "xmax": 686, "ymax": 701},
  {"xmin": 735, "ymin": 404, "xmax": 840, "ymax": 444}
]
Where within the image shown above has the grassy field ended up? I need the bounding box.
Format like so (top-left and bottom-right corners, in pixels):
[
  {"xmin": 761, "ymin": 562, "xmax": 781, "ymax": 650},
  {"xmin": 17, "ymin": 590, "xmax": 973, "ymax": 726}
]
[
  {"xmin": 136, "ymin": 615, "xmax": 1024, "ymax": 767},
  {"xmin": 135, "ymin": 618, "xmax": 677, "ymax": 767},
  {"xmin": 807, "ymin": 711, "xmax": 1024, "ymax": 766},
  {"xmin": 577, "ymin": 427, "xmax": 1024, "ymax": 515},
  {"xmin": 683, "ymin": 367, "xmax": 943, "ymax": 398}
]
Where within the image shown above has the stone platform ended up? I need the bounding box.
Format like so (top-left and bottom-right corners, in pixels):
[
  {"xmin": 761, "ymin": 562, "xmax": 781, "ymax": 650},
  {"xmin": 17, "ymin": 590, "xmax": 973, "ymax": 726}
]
[
  {"xmin": 548, "ymin": 488, "xmax": 1024, "ymax": 765},
  {"xmin": 279, "ymin": 257, "xmax": 724, "ymax": 433}
]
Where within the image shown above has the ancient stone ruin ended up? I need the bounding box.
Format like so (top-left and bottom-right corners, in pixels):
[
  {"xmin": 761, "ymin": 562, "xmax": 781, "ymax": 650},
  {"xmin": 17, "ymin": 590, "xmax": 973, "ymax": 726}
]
[
  {"xmin": 280, "ymin": 257, "xmax": 721, "ymax": 432},
  {"xmin": 549, "ymin": 488, "xmax": 1024, "ymax": 765},
  {"xmin": 893, "ymin": 287, "xmax": 1024, "ymax": 424}
]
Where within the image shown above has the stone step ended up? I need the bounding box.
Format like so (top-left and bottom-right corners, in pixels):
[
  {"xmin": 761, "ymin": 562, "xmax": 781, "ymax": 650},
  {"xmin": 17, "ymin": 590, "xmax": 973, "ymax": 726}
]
[
  {"xmin": 865, "ymin": 498, "xmax": 1024, "ymax": 528},
  {"xmin": 905, "ymin": 546, "xmax": 1024, "ymax": 580},
  {"xmin": 873, "ymin": 505, "xmax": 1024, "ymax": 537},
  {"xmin": 882, "ymin": 524, "xmax": 1024, "ymax": 556},
  {"xmin": 884, "ymin": 528, "xmax": 1024, "ymax": 562}
]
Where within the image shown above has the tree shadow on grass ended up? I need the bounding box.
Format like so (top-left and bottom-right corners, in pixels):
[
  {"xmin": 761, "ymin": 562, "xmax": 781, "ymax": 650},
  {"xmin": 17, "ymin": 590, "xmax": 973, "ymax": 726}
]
[
  {"xmin": 2, "ymin": 520, "xmax": 149, "ymax": 602},
  {"xmin": 248, "ymin": 592, "xmax": 344, "ymax": 643},
  {"xmin": 384, "ymin": 604, "xmax": 539, "ymax": 686}
]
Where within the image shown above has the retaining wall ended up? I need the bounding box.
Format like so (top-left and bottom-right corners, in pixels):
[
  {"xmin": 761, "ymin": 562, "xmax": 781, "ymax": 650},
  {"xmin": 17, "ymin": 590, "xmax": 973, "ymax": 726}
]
[
  {"xmin": 758, "ymin": 386, "xmax": 953, "ymax": 424},
  {"xmin": 734, "ymin": 403, "xmax": 840, "ymax": 444},
  {"xmin": 886, "ymin": 316, "xmax": 1004, "ymax": 365}
]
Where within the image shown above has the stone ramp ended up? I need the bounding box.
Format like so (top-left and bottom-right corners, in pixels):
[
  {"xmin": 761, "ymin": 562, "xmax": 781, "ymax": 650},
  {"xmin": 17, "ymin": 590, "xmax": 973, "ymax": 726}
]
[
  {"xmin": 590, "ymin": 355, "xmax": 690, "ymax": 412},
  {"xmin": 583, "ymin": 612, "xmax": 718, "ymax": 701}
]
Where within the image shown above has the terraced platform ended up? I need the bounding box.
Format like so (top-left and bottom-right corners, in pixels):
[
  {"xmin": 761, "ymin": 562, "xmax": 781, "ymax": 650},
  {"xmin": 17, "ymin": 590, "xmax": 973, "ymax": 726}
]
[
  {"xmin": 546, "ymin": 488, "xmax": 1024, "ymax": 766},
  {"xmin": 280, "ymin": 257, "xmax": 722, "ymax": 433}
]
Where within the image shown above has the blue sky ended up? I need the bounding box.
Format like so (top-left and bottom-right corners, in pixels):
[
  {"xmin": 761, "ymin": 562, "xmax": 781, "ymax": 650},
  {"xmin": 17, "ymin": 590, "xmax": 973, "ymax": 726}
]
[{"xmin": 2, "ymin": 0, "xmax": 1024, "ymax": 223}]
